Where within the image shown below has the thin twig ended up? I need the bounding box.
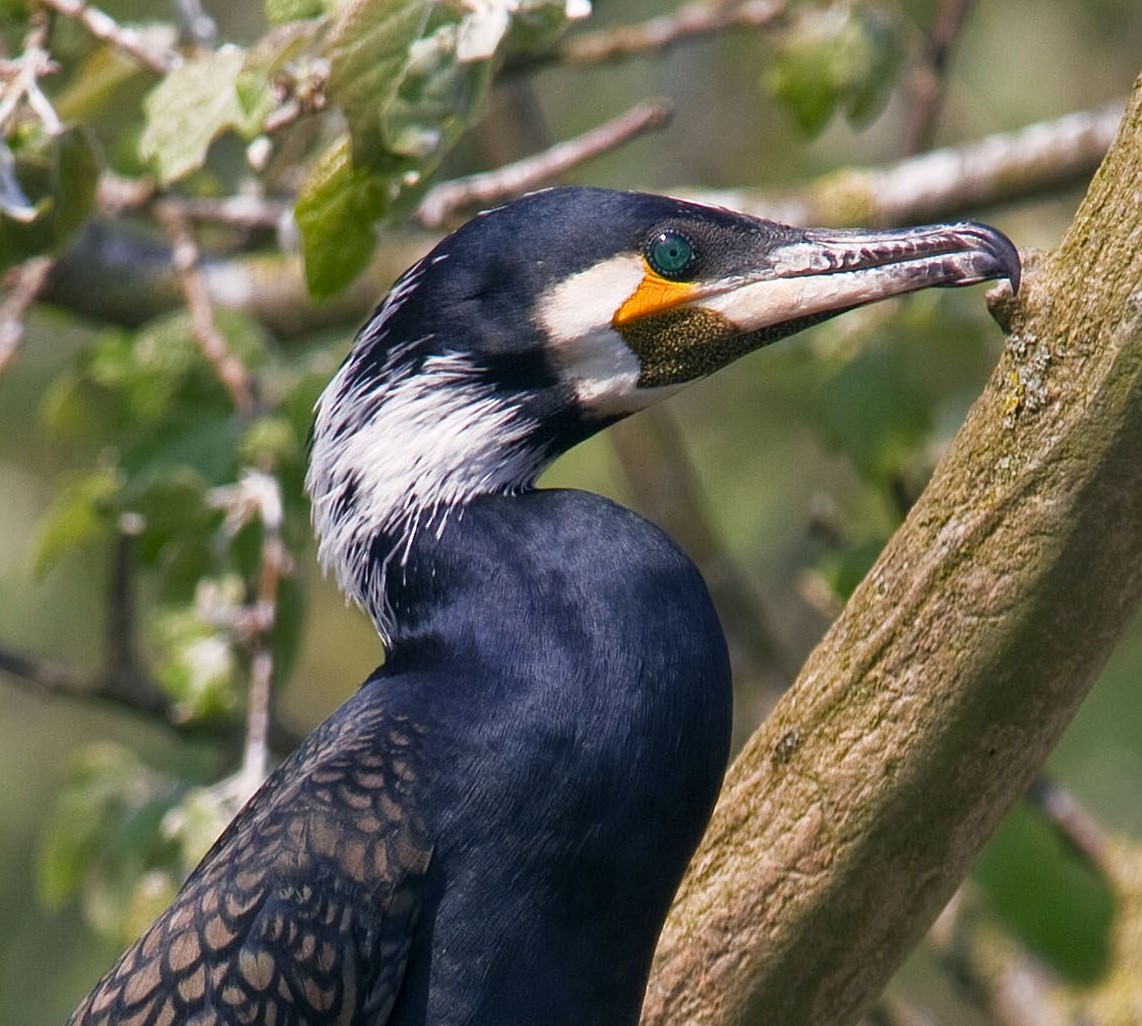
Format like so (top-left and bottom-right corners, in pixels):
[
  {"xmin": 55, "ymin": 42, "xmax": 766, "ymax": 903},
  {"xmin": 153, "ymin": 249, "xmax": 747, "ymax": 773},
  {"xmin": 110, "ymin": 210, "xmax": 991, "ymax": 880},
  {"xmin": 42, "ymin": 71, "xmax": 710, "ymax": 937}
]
[
  {"xmin": 0, "ymin": 641, "xmax": 305, "ymax": 748},
  {"xmin": 156, "ymin": 200, "xmax": 256, "ymax": 415},
  {"xmin": 94, "ymin": 170, "xmax": 156, "ymax": 216},
  {"xmin": 0, "ymin": 255, "xmax": 54, "ymax": 375},
  {"xmin": 241, "ymin": 471, "xmax": 290, "ymax": 790},
  {"xmin": 37, "ymin": 0, "xmax": 181, "ymax": 75},
  {"xmin": 171, "ymin": 0, "xmax": 216, "ymax": 49},
  {"xmin": 172, "ymin": 193, "xmax": 291, "ymax": 231},
  {"xmin": 106, "ymin": 524, "xmax": 144, "ymax": 691},
  {"xmin": 511, "ymin": 0, "xmax": 787, "ymax": 72},
  {"xmin": 205, "ymin": 469, "xmax": 295, "ymax": 791},
  {"xmin": 688, "ymin": 98, "xmax": 1126, "ymax": 226},
  {"xmin": 901, "ymin": 0, "xmax": 975, "ymax": 155},
  {"xmin": 0, "ymin": 645, "xmax": 107, "ymax": 698},
  {"xmin": 0, "ymin": 11, "xmax": 60, "ymax": 134},
  {"xmin": 1026, "ymin": 775, "xmax": 1112, "ymax": 876},
  {"xmin": 95, "ymin": 171, "xmax": 289, "ymax": 230},
  {"xmin": 416, "ymin": 98, "xmax": 675, "ymax": 228}
]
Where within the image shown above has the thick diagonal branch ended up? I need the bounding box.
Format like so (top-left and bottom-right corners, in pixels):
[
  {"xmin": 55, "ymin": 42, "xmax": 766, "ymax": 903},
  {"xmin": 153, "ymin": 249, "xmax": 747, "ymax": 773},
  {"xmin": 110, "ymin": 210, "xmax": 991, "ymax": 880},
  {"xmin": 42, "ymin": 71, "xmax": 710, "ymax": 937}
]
[{"xmin": 643, "ymin": 73, "xmax": 1142, "ymax": 1026}]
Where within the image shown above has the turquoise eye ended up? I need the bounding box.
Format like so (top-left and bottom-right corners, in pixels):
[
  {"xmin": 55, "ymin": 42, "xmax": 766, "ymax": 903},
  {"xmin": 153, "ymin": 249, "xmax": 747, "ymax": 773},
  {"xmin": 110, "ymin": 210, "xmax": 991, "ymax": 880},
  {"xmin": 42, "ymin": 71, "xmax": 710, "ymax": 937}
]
[{"xmin": 648, "ymin": 231, "xmax": 696, "ymax": 279}]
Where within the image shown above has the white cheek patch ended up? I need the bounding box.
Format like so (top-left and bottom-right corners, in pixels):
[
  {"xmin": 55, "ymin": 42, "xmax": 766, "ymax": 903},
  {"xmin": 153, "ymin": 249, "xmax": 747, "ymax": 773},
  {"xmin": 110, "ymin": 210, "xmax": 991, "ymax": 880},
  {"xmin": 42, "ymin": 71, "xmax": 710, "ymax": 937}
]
[
  {"xmin": 537, "ymin": 253, "xmax": 650, "ymax": 412},
  {"xmin": 538, "ymin": 253, "xmax": 646, "ymax": 343}
]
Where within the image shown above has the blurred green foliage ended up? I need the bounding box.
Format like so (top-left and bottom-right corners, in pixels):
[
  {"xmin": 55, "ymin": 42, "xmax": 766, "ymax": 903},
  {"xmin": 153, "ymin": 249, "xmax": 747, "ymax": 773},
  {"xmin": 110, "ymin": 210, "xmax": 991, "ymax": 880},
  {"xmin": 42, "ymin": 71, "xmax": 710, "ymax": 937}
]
[
  {"xmin": 2, "ymin": 0, "xmax": 1142, "ymax": 1023},
  {"xmin": 767, "ymin": 1, "xmax": 903, "ymax": 136}
]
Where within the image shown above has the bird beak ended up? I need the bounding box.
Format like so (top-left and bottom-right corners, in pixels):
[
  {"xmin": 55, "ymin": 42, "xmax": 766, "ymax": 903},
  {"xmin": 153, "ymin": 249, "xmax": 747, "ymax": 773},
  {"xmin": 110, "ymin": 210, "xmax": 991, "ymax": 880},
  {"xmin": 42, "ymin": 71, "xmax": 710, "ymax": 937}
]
[{"xmin": 696, "ymin": 221, "xmax": 1021, "ymax": 335}]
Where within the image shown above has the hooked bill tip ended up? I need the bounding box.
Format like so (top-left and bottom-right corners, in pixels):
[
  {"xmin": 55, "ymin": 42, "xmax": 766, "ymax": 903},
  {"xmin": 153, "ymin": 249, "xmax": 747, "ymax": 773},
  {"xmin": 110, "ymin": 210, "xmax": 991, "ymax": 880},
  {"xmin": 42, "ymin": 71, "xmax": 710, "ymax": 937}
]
[{"xmin": 960, "ymin": 222, "xmax": 1022, "ymax": 293}]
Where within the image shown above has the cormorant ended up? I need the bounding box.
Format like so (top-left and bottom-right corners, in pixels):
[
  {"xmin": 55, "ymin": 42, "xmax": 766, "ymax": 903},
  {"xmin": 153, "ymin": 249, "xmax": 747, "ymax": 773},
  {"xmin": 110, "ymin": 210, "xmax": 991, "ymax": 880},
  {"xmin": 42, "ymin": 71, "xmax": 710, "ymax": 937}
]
[{"xmin": 66, "ymin": 187, "xmax": 1019, "ymax": 1026}]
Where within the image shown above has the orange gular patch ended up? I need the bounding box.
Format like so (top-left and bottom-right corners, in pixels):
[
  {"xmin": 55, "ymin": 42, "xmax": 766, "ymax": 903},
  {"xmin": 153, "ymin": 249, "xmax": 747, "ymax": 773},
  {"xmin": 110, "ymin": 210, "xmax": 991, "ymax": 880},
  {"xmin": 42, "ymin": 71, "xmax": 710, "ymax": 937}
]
[{"xmin": 612, "ymin": 268, "xmax": 700, "ymax": 326}]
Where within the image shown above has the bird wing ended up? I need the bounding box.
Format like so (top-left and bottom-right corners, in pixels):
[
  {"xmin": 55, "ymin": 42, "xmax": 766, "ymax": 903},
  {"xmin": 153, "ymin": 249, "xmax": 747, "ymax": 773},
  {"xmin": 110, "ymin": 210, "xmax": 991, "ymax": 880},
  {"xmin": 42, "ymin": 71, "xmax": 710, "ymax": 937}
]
[{"xmin": 67, "ymin": 703, "xmax": 432, "ymax": 1026}]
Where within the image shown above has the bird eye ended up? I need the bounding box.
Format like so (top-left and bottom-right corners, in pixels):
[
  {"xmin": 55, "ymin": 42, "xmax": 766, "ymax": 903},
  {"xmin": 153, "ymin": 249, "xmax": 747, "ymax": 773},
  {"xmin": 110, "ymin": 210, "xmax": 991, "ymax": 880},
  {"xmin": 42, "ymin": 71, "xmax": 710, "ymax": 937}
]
[{"xmin": 647, "ymin": 231, "xmax": 697, "ymax": 279}]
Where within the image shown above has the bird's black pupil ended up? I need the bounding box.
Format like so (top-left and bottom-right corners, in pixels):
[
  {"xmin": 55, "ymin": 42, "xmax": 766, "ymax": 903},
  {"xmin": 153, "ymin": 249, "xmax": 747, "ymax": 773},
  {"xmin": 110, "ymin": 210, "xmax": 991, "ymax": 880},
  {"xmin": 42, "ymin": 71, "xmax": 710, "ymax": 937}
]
[{"xmin": 648, "ymin": 231, "xmax": 695, "ymax": 278}]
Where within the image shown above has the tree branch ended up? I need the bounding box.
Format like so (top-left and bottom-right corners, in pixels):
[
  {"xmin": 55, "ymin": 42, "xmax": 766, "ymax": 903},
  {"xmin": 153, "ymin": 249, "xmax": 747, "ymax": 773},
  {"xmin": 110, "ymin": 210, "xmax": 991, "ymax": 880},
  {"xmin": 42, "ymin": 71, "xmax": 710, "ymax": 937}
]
[
  {"xmin": 416, "ymin": 98, "xmax": 674, "ymax": 228},
  {"xmin": 510, "ymin": 0, "xmax": 787, "ymax": 73},
  {"xmin": 900, "ymin": 0, "xmax": 975, "ymax": 155},
  {"xmin": 684, "ymin": 98, "xmax": 1125, "ymax": 226},
  {"xmin": 643, "ymin": 72, "xmax": 1142, "ymax": 1026},
  {"xmin": 0, "ymin": 255, "xmax": 53, "ymax": 375},
  {"xmin": 156, "ymin": 200, "xmax": 256, "ymax": 414},
  {"xmin": 37, "ymin": 0, "xmax": 180, "ymax": 75},
  {"xmin": 1026, "ymin": 776, "xmax": 1111, "ymax": 876}
]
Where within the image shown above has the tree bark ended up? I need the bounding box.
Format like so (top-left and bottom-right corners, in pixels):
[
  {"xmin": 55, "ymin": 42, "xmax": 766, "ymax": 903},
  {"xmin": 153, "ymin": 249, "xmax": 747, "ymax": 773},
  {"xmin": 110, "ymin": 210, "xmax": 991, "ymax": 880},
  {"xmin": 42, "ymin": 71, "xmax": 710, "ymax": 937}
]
[{"xmin": 642, "ymin": 72, "xmax": 1142, "ymax": 1026}]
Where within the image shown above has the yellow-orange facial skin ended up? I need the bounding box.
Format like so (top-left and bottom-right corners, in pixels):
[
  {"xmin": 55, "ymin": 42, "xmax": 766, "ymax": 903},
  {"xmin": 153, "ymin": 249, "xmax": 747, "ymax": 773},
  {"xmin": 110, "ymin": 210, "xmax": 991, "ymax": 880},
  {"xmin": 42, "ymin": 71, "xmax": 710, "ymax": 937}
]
[
  {"xmin": 612, "ymin": 267, "xmax": 700, "ymax": 327},
  {"xmin": 610, "ymin": 263, "xmax": 745, "ymax": 390}
]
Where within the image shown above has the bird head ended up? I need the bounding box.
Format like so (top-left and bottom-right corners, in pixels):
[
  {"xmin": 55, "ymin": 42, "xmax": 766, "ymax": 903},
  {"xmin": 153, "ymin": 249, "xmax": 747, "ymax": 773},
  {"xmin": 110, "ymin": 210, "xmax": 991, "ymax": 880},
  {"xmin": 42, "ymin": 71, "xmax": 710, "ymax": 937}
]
[{"xmin": 307, "ymin": 186, "xmax": 1019, "ymax": 640}]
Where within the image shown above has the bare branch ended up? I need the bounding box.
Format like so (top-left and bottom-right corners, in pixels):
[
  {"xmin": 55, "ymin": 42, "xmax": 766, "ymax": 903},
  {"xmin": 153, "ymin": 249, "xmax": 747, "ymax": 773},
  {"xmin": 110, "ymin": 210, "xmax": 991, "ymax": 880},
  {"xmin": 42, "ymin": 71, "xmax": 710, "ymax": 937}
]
[
  {"xmin": 170, "ymin": 193, "xmax": 291, "ymax": 231},
  {"xmin": 417, "ymin": 98, "xmax": 675, "ymax": 228},
  {"xmin": 901, "ymin": 0, "xmax": 976, "ymax": 155},
  {"xmin": 170, "ymin": 0, "xmax": 216, "ymax": 49},
  {"xmin": 94, "ymin": 171, "xmax": 157, "ymax": 216},
  {"xmin": 156, "ymin": 200, "xmax": 256, "ymax": 415},
  {"xmin": 0, "ymin": 11, "xmax": 60, "ymax": 135},
  {"xmin": 513, "ymin": 0, "xmax": 787, "ymax": 71},
  {"xmin": 95, "ymin": 170, "xmax": 290, "ymax": 232},
  {"xmin": 37, "ymin": 0, "xmax": 180, "ymax": 75},
  {"xmin": 105, "ymin": 525, "xmax": 146, "ymax": 696},
  {"xmin": 0, "ymin": 645, "xmax": 107, "ymax": 699},
  {"xmin": 0, "ymin": 255, "xmax": 53, "ymax": 375},
  {"xmin": 684, "ymin": 98, "xmax": 1126, "ymax": 226},
  {"xmin": 0, "ymin": 640, "xmax": 305, "ymax": 750},
  {"xmin": 239, "ymin": 472, "xmax": 290, "ymax": 790},
  {"xmin": 1025, "ymin": 776, "xmax": 1112, "ymax": 876}
]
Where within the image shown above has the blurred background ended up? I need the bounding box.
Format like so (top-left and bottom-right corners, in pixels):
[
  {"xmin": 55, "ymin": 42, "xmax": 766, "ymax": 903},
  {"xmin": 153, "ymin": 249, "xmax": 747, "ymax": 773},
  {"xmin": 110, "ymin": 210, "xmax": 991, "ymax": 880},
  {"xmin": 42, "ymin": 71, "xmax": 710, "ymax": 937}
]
[{"xmin": 2, "ymin": 1, "xmax": 1142, "ymax": 1023}]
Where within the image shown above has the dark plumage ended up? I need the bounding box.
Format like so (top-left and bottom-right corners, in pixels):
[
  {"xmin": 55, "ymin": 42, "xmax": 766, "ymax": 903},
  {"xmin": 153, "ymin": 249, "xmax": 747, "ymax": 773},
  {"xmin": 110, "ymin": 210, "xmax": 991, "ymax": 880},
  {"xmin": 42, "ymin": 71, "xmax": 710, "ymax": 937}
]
[{"xmin": 67, "ymin": 187, "xmax": 1018, "ymax": 1026}]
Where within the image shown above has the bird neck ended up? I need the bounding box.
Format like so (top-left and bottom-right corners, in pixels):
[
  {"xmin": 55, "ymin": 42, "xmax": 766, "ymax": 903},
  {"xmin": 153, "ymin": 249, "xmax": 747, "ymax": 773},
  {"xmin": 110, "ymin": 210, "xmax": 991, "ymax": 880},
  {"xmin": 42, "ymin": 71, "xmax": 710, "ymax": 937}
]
[{"xmin": 377, "ymin": 489, "xmax": 730, "ymax": 690}]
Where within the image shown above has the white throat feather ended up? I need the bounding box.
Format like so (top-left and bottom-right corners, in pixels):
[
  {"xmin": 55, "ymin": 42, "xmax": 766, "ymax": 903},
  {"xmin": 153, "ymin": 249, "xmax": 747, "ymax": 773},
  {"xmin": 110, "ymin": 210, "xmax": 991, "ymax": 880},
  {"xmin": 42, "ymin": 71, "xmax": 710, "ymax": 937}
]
[{"xmin": 306, "ymin": 266, "xmax": 546, "ymax": 644}]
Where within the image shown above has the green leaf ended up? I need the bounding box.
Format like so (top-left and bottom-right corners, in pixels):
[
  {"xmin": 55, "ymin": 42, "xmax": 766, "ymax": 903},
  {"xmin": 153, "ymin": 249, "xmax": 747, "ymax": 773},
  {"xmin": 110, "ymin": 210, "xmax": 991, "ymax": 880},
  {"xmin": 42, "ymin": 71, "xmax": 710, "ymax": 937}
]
[
  {"xmin": 139, "ymin": 47, "xmax": 248, "ymax": 184},
  {"xmin": 974, "ymin": 802, "xmax": 1114, "ymax": 984},
  {"xmin": 505, "ymin": 0, "xmax": 592, "ymax": 53},
  {"xmin": 324, "ymin": 0, "xmax": 428, "ymax": 161},
  {"xmin": 265, "ymin": 0, "xmax": 324, "ymax": 23},
  {"xmin": 838, "ymin": 4, "xmax": 901, "ymax": 127},
  {"xmin": 33, "ymin": 466, "xmax": 122, "ymax": 576},
  {"xmin": 238, "ymin": 20, "xmax": 324, "ymax": 133},
  {"xmin": 49, "ymin": 309, "xmax": 266, "ymax": 442},
  {"xmin": 55, "ymin": 43, "xmax": 154, "ymax": 123},
  {"xmin": 52, "ymin": 126, "xmax": 101, "ymax": 243},
  {"xmin": 383, "ymin": 21, "xmax": 494, "ymax": 160},
  {"xmin": 151, "ymin": 596, "xmax": 242, "ymax": 724},
  {"xmin": 766, "ymin": 2, "xmax": 902, "ymax": 137},
  {"xmin": 306, "ymin": 0, "xmax": 588, "ymax": 297},
  {"xmin": 0, "ymin": 127, "xmax": 100, "ymax": 269},
  {"xmin": 37, "ymin": 744, "xmax": 179, "ymax": 918},
  {"xmin": 240, "ymin": 415, "xmax": 302, "ymax": 467},
  {"xmin": 120, "ymin": 466, "xmax": 215, "ymax": 560},
  {"xmin": 294, "ymin": 134, "xmax": 386, "ymax": 296}
]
